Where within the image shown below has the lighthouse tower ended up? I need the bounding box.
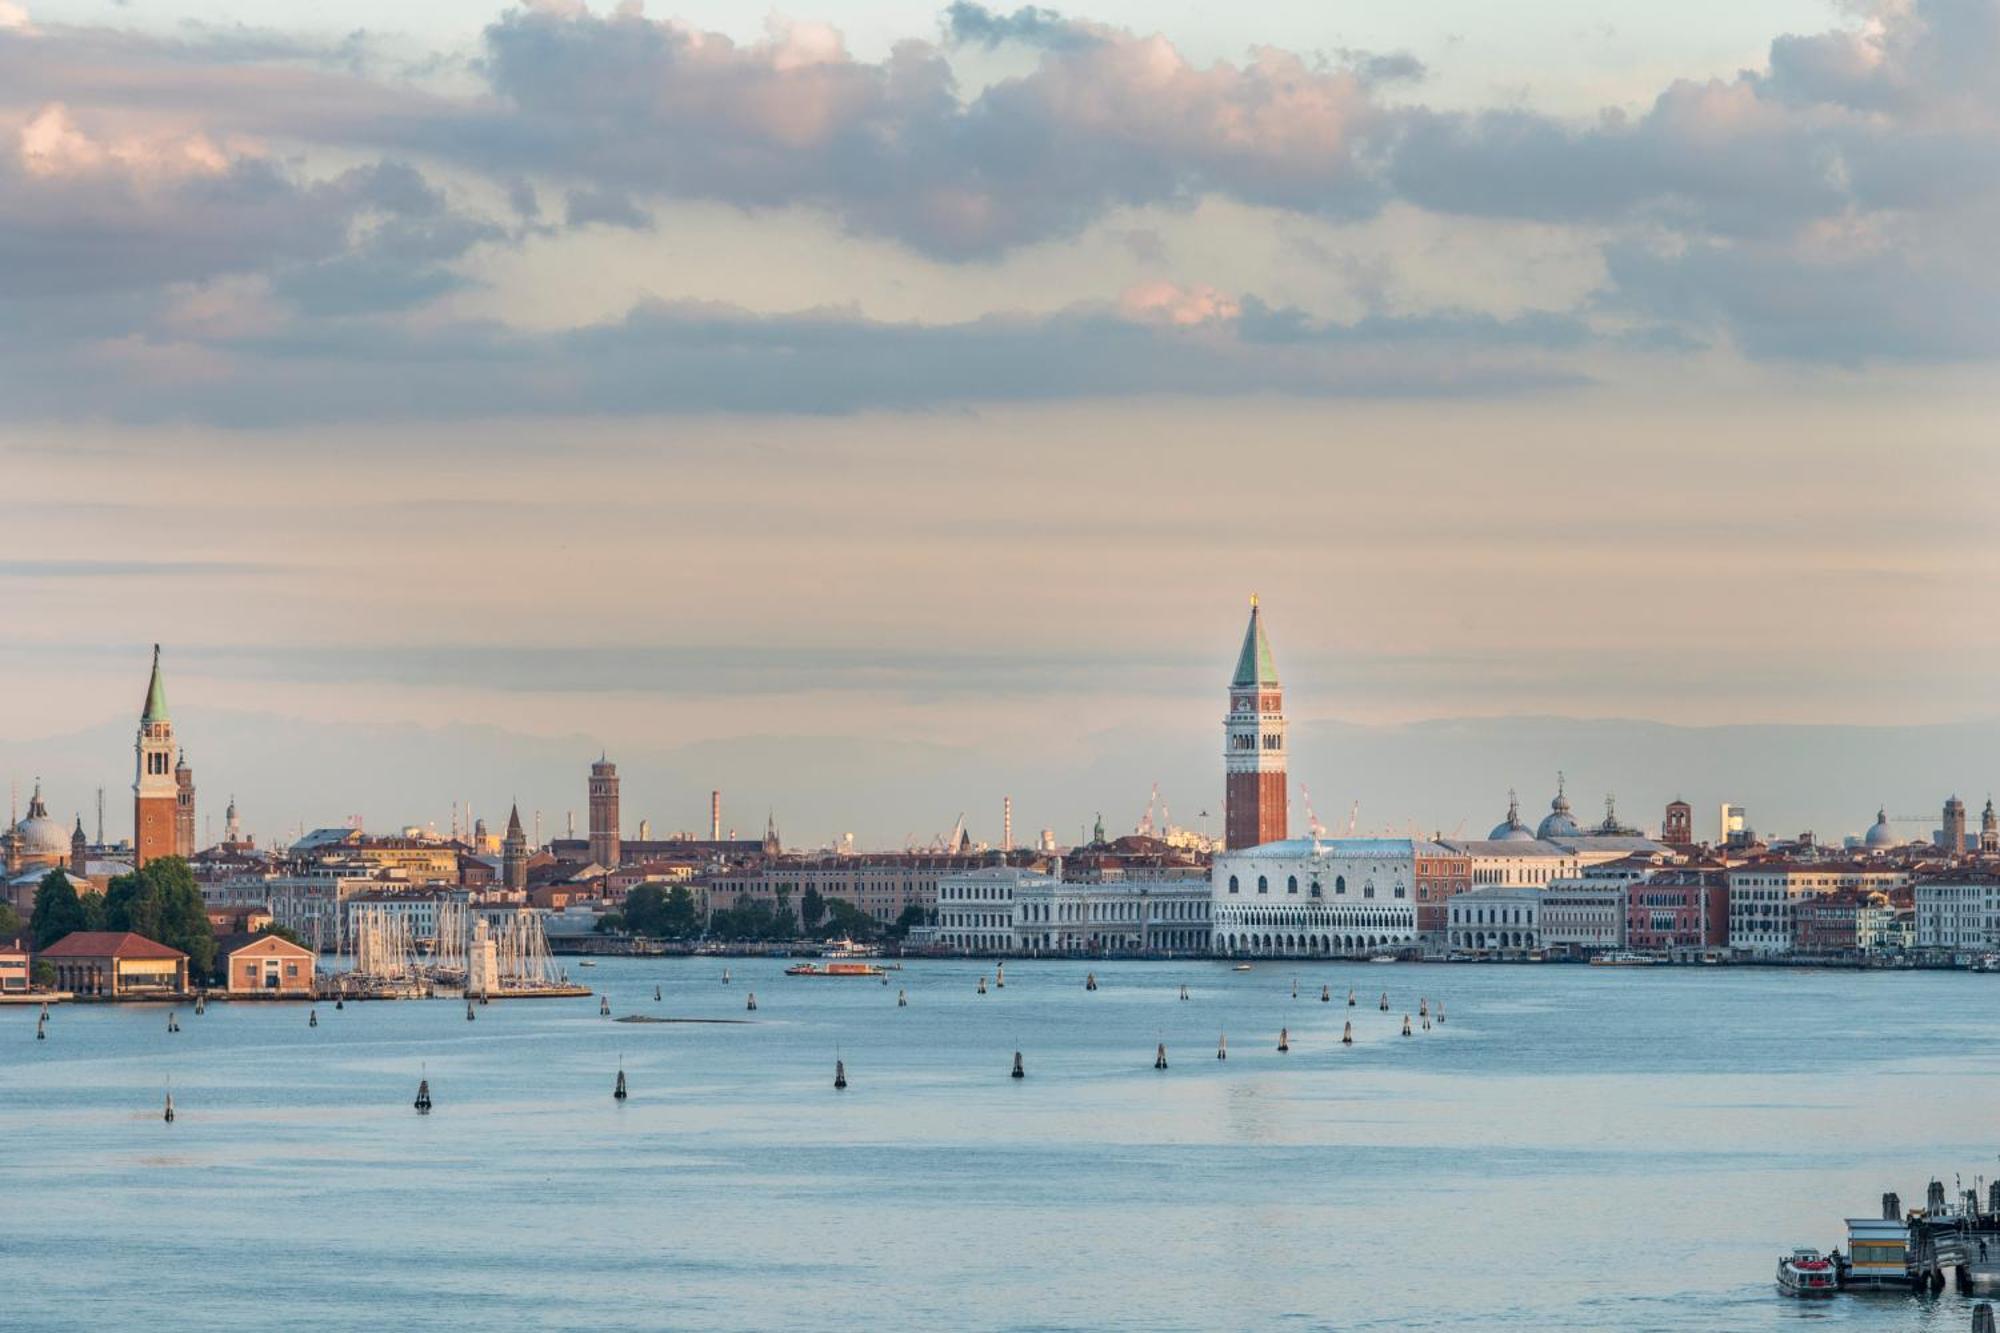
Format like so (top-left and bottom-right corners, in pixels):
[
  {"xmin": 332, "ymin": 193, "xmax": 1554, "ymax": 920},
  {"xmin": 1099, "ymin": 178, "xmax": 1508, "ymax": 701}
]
[
  {"xmin": 1224, "ymin": 597, "xmax": 1287, "ymax": 850},
  {"xmin": 134, "ymin": 645, "xmax": 178, "ymax": 868}
]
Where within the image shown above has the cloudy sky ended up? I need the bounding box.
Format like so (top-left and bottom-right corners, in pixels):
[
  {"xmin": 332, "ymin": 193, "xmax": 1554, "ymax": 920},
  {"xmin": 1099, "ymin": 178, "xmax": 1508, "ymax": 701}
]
[{"xmin": 2, "ymin": 0, "xmax": 1996, "ymax": 847}]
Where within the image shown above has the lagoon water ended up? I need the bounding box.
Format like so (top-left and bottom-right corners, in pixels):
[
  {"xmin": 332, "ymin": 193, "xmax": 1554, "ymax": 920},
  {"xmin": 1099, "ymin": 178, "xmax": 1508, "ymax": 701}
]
[{"xmin": 5, "ymin": 958, "xmax": 2000, "ymax": 1331}]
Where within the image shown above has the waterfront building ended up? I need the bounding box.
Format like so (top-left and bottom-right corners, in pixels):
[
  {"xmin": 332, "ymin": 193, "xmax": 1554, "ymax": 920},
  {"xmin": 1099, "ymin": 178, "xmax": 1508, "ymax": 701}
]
[
  {"xmin": 0, "ymin": 934, "xmax": 30, "ymax": 993},
  {"xmin": 932, "ymin": 865, "xmax": 1042, "ymax": 953},
  {"xmin": 214, "ymin": 932, "xmax": 317, "ymax": 994},
  {"xmin": 1914, "ymin": 876, "xmax": 2000, "ymax": 953},
  {"xmin": 1625, "ymin": 869, "xmax": 1728, "ymax": 954},
  {"xmin": 1792, "ymin": 890, "xmax": 1879, "ymax": 956},
  {"xmin": 1446, "ymin": 886, "xmax": 1542, "ymax": 955},
  {"xmin": 1727, "ymin": 862, "xmax": 1913, "ymax": 956},
  {"xmin": 588, "ymin": 756, "xmax": 621, "ymax": 869},
  {"xmin": 706, "ymin": 852, "xmax": 1006, "ymax": 928},
  {"xmin": 1210, "ymin": 838, "xmax": 1421, "ymax": 957},
  {"xmin": 1013, "ymin": 875, "xmax": 1212, "ymax": 956},
  {"xmin": 39, "ymin": 931, "xmax": 188, "ymax": 996},
  {"xmin": 1223, "ymin": 597, "xmax": 1286, "ymax": 850},
  {"xmin": 1413, "ymin": 842, "xmax": 1473, "ymax": 938},
  {"xmin": 1539, "ymin": 864, "xmax": 1646, "ymax": 955}
]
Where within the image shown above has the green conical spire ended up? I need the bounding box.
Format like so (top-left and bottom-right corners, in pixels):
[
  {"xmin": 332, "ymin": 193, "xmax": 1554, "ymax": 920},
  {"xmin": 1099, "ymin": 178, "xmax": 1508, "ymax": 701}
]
[
  {"xmin": 1230, "ymin": 596, "xmax": 1279, "ymax": 688},
  {"xmin": 141, "ymin": 644, "xmax": 169, "ymax": 724}
]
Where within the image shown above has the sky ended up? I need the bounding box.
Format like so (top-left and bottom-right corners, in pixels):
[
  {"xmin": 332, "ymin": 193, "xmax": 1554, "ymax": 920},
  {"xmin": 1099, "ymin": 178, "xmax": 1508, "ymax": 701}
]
[{"xmin": 1, "ymin": 0, "xmax": 1997, "ymax": 848}]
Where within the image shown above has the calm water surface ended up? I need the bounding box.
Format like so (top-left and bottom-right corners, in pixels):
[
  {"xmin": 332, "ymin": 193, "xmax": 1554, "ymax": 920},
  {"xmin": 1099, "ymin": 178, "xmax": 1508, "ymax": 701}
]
[{"xmin": 4, "ymin": 959, "xmax": 1998, "ymax": 1331}]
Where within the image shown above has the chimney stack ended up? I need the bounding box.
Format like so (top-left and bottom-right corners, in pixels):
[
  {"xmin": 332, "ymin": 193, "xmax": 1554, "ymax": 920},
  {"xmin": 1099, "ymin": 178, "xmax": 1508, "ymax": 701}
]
[{"xmin": 711, "ymin": 790, "xmax": 721, "ymax": 841}]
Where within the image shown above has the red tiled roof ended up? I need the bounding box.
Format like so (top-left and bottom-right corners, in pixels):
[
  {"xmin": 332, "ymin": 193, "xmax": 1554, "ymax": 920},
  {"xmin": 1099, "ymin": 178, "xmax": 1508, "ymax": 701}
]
[{"xmin": 39, "ymin": 931, "xmax": 187, "ymax": 961}]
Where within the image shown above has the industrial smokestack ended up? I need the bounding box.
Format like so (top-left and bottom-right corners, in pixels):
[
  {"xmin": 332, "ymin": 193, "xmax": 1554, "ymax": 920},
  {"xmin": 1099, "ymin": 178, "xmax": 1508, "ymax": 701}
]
[
  {"xmin": 711, "ymin": 790, "xmax": 721, "ymax": 841},
  {"xmin": 1004, "ymin": 796, "xmax": 1014, "ymax": 852}
]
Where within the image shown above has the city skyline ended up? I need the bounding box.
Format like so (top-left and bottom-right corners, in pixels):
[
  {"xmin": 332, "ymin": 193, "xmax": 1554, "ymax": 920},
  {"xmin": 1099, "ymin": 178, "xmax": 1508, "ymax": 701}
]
[{"xmin": 5, "ymin": 633, "xmax": 1997, "ymax": 854}]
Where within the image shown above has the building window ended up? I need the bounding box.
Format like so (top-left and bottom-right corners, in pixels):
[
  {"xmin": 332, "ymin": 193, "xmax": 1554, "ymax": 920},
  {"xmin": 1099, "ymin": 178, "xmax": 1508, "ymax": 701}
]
[
  {"xmin": 1228, "ymin": 875, "xmax": 1239, "ymax": 894},
  {"xmin": 1257, "ymin": 876, "xmax": 1269, "ymax": 894},
  {"xmin": 1287, "ymin": 875, "xmax": 1298, "ymax": 895}
]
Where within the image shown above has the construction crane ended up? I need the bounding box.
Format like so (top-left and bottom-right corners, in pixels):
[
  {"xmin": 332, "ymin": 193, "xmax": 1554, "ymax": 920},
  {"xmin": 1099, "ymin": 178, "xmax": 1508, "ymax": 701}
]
[{"xmin": 1138, "ymin": 782, "xmax": 1160, "ymax": 838}]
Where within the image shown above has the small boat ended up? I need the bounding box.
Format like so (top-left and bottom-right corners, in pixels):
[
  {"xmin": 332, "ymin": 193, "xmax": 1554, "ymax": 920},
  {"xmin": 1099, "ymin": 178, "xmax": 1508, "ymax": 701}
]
[
  {"xmin": 785, "ymin": 961, "xmax": 886, "ymax": 978},
  {"xmin": 578, "ymin": 960, "xmax": 597, "ymax": 968},
  {"xmin": 1369, "ymin": 955, "xmax": 1397, "ymax": 964},
  {"xmin": 823, "ymin": 938, "xmax": 883, "ymax": 960},
  {"xmin": 1590, "ymin": 952, "xmax": 1658, "ymax": 967},
  {"xmin": 1231, "ymin": 963, "xmax": 1252, "ymax": 972},
  {"xmin": 1776, "ymin": 1248, "xmax": 1840, "ymax": 1297}
]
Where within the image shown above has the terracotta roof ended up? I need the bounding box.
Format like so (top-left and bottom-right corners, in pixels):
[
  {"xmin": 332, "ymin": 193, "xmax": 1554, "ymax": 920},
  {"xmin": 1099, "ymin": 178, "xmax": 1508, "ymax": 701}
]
[
  {"xmin": 214, "ymin": 931, "xmax": 315, "ymax": 959},
  {"xmin": 39, "ymin": 930, "xmax": 187, "ymax": 960}
]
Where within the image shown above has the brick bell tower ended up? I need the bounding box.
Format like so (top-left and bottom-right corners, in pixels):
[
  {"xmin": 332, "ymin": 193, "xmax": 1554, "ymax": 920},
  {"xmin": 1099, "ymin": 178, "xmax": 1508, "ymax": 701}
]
[
  {"xmin": 1224, "ymin": 596, "xmax": 1287, "ymax": 850},
  {"xmin": 588, "ymin": 755, "xmax": 621, "ymax": 869},
  {"xmin": 134, "ymin": 644, "xmax": 178, "ymax": 868}
]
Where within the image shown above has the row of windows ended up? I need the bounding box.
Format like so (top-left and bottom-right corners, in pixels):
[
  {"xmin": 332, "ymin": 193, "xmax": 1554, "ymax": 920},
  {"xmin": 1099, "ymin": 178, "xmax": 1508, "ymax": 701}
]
[{"xmin": 1226, "ymin": 874, "xmax": 1404, "ymax": 900}]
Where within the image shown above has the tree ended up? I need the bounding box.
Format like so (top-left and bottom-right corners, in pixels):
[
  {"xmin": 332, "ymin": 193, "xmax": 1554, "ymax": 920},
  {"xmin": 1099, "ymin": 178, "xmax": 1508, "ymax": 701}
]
[
  {"xmin": 0, "ymin": 900, "xmax": 21, "ymax": 939},
  {"xmin": 256, "ymin": 922, "xmax": 304, "ymax": 946},
  {"xmin": 103, "ymin": 857, "xmax": 215, "ymax": 978},
  {"xmin": 660, "ymin": 886, "xmax": 699, "ymax": 938},
  {"xmin": 890, "ymin": 904, "xmax": 930, "ymax": 940},
  {"xmin": 800, "ymin": 887, "xmax": 825, "ymax": 933},
  {"xmin": 822, "ymin": 897, "xmax": 878, "ymax": 941},
  {"xmin": 31, "ymin": 960, "xmax": 54, "ymax": 990},
  {"xmin": 623, "ymin": 884, "xmax": 670, "ymax": 936},
  {"xmin": 30, "ymin": 870, "xmax": 87, "ymax": 949},
  {"xmin": 594, "ymin": 911, "xmax": 627, "ymax": 935},
  {"xmin": 770, "ymin": 899, "xmax": 798, "ymax": 940}
]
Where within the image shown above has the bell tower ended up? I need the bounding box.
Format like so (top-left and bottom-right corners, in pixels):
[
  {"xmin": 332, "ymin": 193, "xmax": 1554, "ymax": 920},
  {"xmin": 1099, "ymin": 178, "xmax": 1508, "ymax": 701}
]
[
  {"xmin": 1223, "ymin": 596, "xmax": 1287, "ymax": 850},
  {"xmin": 588, "ymin": 755, "xmax": 621, "ymax": 868},
  {"xmin": 134, "ymin": 644, "xmax": 178, "ymax": 868}
]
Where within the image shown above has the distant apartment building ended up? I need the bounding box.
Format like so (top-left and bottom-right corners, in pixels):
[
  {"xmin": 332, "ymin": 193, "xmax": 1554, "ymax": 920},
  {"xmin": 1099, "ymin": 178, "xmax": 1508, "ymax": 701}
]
[
  {"xmin": 1446, "ymin": 886, "xmax": 1543, "ymax": 955},
  {"xmin": 1792, "ymin": 891, "xmax": 1865, "ymax": 956},
  {"xmin": 1014, "ymin": 876, "xmax": 1211, "ymax": 956},
  {"xmin": 931, "ymin": 866, "xmax": 1042, "ymax": 954},
  {"xmin": 1626, "ymin": 869, "xmax": 1728, "ymax": 954},
  {"xmin": 1539, "ymin": 878, "xmax": 1630, "ymax": 956},
  {"xmin": 921, "ymin": 867, "xmax": 1212, "ymax": 956},
  {"xmin": 707, "ymin": 853, "xmax": 1010, "ymax": 928},
  {"xmin": 1915, "ymin": 876, "xmax": 2000, "ymax": 953},
  {"xmin": 1728, "ymin": 863, "xmax": 1912, "ymax": 956}
]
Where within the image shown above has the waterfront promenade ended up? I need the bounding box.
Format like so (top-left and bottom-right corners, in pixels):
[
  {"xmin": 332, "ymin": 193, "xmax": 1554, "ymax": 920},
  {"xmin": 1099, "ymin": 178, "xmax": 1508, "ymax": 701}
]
[{"xmin": 5, "ymin": 958, "xmax": 1996, "ymax": 1330}]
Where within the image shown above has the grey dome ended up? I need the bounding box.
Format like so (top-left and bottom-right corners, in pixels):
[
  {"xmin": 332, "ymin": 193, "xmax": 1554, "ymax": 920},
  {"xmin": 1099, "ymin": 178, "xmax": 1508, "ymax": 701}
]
[
  {"xmin": 1864, "ymin": 809, "xmax": 1896, "ymax": 849},
  {"xmin": 1536, "ymin": 782, "xmax": 1581, "ymax": 840}
]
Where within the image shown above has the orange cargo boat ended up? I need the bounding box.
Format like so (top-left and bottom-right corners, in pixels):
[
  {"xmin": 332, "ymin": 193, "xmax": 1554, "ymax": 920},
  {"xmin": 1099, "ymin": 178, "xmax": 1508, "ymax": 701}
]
[{"xmin": 784, "ymin": 961, "xmax": 886, "ymax": 978}]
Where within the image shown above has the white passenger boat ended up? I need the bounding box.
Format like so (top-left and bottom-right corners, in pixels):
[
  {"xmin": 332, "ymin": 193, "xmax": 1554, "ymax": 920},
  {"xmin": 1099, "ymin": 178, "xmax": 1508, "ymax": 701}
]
[
  {"xmin": 1589, "ymin": 951, "xmax": 1657, "ymax": 967},
  {"xmin": 1775, "ymin": 1248, "xmax": 1840, "ymax": 1296}
]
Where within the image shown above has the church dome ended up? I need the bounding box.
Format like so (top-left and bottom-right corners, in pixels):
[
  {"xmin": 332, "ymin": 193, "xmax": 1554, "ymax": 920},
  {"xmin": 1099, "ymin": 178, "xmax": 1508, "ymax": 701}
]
[
  {"xmin": 1864, "ymin": 808, "xmax": 1896, "ymax": 849},
  {"xmin": 1535, "ymin": 779, "xmax": 1581, "ymax": 840},
  {"xmin": 14, "ymin": 784, "xmax": 69, "ymax": 862},
  {"xmin": 1488, "ymin": 791, "xmax": 1536, "ymax": 841}
]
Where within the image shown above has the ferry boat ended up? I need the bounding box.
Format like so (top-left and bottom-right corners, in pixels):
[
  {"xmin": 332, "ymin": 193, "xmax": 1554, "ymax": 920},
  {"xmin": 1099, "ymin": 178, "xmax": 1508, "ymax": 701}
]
[
  {"xmin": 784, "ymin": 961, "xmax": 886, "ymax": 978},
  {"xmin": 1589, "ymin": 951, "xmax": 1657, "ymax": 967},
  {"xmin": 1776, "ymin": 1248, "xmax": 1840, "ymax": 1297},
  {"xmin": 821, "ymin": 938, "xmax": 882, "ymax": 960}
]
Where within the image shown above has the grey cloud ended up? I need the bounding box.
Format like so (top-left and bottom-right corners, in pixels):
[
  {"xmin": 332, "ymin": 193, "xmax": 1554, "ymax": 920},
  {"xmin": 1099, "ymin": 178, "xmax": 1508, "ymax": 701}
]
[
  {"xmin": 943, "ymin": 2, "xmax": 1102, "ymax": 51},
  {"xmin": 564, "ymin": 186, "xmax": 652, "ymax": 230},
  {"xmin": 0, "ymin": 290, "xmax": 1585, "ymax": 426}
]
